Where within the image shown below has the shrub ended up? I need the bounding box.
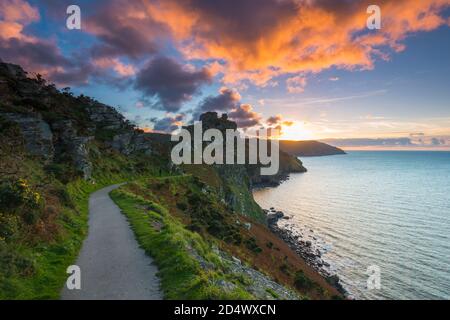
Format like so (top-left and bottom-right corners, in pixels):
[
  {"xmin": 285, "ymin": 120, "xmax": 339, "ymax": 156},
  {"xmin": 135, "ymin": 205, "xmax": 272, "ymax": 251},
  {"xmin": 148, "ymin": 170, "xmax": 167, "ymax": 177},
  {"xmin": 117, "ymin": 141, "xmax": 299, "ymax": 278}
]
[
  {"xmin": 0, "ymin": 179, "xmax": 43, "ymax": 224},
  {"xmin": 294, "ymin": 270, "xmax": 315, "ymax": 290},
  {"xmin": 279, "ymin": 263, "xmax": 289, "ymax": 275},
  {"xmin": 244, "ymin": 237, "xmax": 262, "ymax": 254},
  {"xmin": 206, "ymin": 219, "xmax": 227, "ymax": 238},
  {"xmin": 187, "ymin": 193, "xmax": 202, "ymax": 206},
  {"xmin": 229, "ymin": 232, "xmax": 243, "ymax": 245},
  {"xmin": 0, "ymin": 213, "xmax": 20, "ymax": 241},
  {"xmin": 0, "ymin": 181, "xmax": 26, "ymax": 211},
  {"xmin": 54, "ymin": 187, "xmax": 74, "ymax": 208},
  {"xmin": 176, "ymin": 201, "xmax": 188, "ymax": 211},
  {"xmin": 0, "ymin": 243, "xmax": 35, "ymax": 277},
  {"xmin": 188, "ymin": 219, "xmax": 203, "ymax": 233}
]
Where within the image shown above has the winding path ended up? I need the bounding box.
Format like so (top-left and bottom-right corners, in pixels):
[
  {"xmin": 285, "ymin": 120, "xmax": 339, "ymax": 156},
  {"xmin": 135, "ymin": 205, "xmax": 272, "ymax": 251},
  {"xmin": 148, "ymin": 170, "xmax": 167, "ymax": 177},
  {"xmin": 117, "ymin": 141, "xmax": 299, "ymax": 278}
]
[{"xmin": 61, "ymin": 184, "xmax": 162, "ymax": 300}]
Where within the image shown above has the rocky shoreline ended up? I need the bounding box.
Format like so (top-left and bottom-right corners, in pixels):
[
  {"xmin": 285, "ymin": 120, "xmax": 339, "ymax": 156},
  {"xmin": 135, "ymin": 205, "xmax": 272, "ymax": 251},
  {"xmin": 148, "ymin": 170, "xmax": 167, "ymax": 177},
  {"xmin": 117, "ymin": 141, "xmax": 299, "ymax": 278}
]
[
  {"xmin": 251, "ymin": 173, "xmax": 292, "ymax": 189},
  {"xmin": 265, "ymin": 208, "xmax": 348, "ymax": 296}
]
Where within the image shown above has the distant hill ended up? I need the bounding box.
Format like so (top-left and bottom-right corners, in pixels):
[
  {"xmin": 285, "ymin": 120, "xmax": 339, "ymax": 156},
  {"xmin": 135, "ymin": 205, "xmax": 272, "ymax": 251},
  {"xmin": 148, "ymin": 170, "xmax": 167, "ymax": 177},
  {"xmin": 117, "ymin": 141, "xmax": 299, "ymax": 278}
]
[{"xmin": 280, "ymin": 140, "xmax": 346, "ymax": 157}]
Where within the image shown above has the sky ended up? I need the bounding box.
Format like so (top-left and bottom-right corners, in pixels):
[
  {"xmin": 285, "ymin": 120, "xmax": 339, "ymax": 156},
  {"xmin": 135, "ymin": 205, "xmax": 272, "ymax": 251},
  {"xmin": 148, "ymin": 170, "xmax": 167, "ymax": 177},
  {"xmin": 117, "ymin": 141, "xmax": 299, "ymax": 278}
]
[{"xmin": 1, "ymin": 0, "xmax": 449, "ymax": 149}]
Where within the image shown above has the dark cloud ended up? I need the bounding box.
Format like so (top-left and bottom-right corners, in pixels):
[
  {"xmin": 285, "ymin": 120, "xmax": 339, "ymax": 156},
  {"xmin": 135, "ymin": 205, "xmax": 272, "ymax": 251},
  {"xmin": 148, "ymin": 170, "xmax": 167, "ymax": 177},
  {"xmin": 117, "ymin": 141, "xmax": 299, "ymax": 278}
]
[
  {"xmin": 228, "ymin": 104, "xmax": 262, "ymax": 128},
  {"xmin": 0, "ymin": 38, "xmax": 70, "ymax": 67},
  {"xmin": 0, "ymin": 38, "xmax": 134, "ymax": 87},
  {"xmin": 87, "ymin": 3, "xmax": 162, "ymax": 60},
  {"xmin": 50, "ymin": 63, "xmax": 95, "ymax": 86},
  {"xmin": 42, "ymin": 0, "xmax": 163, "ymax": 60},
  {"xmin": 266, "ymin": 115, "xmax": 284, "ymax": 126},
  {"xmin": 264, "ymin": 114, "xmax": 294, "ymax": 135},
  {"xmin": 185, "ymin": 0, "xmax": 298, "ymax": 43},
  {"xmin": 1, "ymin": 0, "xmax": 161, "ymax": 87},
  {"xmin": 0, "ymin": 37, "xmax": 97, "ymax": 86},
  {"xmin": 135, "ymin": 56, "xmax": 212, "ymax": 112},
  {"xmin": 151, "ymin": 113, "xmax": 184, "ymax": 132},
  {"xmin": 193, "ymin": 88, "xmax": 240, "ymax": 120},
  {"xmin": 193, "ymin": 87, "xmax": 262, "ymax": 128}
]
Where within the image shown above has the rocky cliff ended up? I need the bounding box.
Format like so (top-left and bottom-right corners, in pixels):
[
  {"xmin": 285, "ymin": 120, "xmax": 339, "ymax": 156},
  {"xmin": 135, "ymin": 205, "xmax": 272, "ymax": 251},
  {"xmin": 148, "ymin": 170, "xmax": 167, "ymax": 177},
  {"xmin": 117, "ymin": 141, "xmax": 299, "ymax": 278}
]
[
  {"xmin": 0, "ymin": 62, "xmax": 161, "ymax": 182},
  {"xmin": 182, "ymin": 112, "xmax": 307, "ymax": 220},
  {"xmin": 185, "ymin": 111, "xmax": 307, "ymax": 184},
  {"xmin": 0, "ymin": 62, "xmax": 304, "ymax": 220}
]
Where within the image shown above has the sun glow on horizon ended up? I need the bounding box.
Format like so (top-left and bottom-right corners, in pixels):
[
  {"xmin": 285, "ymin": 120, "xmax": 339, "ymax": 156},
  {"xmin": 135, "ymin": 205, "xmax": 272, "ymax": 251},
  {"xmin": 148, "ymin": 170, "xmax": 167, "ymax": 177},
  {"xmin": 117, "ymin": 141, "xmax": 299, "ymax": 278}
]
[{"xmin": 279, "ymin": 122, "xmax": 314, "ymax": 141}]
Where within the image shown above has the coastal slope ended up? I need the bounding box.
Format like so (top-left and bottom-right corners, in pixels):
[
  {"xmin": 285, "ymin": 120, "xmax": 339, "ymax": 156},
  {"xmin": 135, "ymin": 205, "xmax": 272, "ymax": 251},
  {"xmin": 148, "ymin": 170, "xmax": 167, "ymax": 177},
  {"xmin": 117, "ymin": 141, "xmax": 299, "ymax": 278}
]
[
  {"xmin": 0, "ymin": 61, "xmax": 342, "ymax": 300},
  {"xmin": 280, "ymin": 140, "xmax": 346, "ymax": 157}
]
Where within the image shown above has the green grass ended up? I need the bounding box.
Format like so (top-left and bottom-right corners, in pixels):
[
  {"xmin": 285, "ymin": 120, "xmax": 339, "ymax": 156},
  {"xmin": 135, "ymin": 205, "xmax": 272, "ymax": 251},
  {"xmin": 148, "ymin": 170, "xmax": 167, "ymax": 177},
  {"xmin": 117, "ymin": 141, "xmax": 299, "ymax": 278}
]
[
  {"xmin": 0, "ymin": 175, "xmax": 130, "ymax": 299},
  {"xmin": 0, "ymin": 146, "xmax": 166, "ymax": 299},
  {"xmin": 226, "ymin": 181, "xmax": 265, "ymax": 222},
  {"xmin": 110, "ymin": 185, "xmax": 254, "ymax": 300}
]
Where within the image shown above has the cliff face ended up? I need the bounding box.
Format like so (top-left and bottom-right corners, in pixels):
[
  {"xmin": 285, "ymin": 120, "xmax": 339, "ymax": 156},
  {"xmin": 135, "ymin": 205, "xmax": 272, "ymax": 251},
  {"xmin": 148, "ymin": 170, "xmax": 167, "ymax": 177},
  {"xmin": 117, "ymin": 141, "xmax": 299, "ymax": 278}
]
[
  {"xmin": 182, "ymin": 112, "xmax": 307, "ymax": 220},
  {"xmin": 0, "ymin": 62, "xmax": 304, "ymax": 220},
  {"xmin": 185, "ymin": 111, "xmax": 307, "ymax": 182},
  {"xmin": 0, "ymin": 62, "xmax": 162, "ymax": 181}
]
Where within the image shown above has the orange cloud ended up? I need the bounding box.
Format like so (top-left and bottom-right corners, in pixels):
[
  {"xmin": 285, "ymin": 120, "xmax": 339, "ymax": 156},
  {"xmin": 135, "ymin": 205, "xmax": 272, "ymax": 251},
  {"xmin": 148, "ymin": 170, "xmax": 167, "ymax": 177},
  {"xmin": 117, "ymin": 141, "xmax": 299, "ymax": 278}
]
[
  {"xmin": 141, "ymin": 0, "xmax": 450, "ymax": 86},
  {"xmin": 0, "ymin": 0, "xmax": 39, "ymax": 23},
  {"xmin": 93, "ymin": 57, "xmax": 136, "ymax": 76},
  {"xmin": 0, "ymin": 0, "xmax": 39, "ymax": 40}
]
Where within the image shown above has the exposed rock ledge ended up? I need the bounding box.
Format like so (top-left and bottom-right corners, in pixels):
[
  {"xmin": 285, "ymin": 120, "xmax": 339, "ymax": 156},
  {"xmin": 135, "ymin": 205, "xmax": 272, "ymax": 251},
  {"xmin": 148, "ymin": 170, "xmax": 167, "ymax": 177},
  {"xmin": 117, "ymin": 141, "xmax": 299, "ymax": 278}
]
[{"xmin": 1, "ymin": 113, "xmax": 54, "ymax": 162}]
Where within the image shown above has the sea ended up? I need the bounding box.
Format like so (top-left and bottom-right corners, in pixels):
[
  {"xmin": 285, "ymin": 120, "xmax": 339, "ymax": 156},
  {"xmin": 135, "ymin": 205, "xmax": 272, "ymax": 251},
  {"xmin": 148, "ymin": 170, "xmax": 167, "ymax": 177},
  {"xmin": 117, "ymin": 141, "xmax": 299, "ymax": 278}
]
[{"xmin": 253, "ymin": 151, "xmax": 450, "ymax": 299}]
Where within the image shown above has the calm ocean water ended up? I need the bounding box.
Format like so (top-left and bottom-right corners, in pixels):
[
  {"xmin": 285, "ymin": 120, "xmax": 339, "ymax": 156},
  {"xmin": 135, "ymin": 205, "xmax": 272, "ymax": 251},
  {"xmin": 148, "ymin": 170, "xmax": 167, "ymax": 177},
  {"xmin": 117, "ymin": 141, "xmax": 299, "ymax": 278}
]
[{"xmin": 253, "ymin": 151, "xmax": 450, "ymax": 300}]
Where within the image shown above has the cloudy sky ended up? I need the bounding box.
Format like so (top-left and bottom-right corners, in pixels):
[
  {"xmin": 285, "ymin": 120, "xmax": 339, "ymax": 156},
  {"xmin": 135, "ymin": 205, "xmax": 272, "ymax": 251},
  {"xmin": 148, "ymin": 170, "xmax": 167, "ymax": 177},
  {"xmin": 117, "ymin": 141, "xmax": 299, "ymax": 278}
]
[{"xmin": 1, "ymin": 0, "xmax": 449, "ymax": 149}]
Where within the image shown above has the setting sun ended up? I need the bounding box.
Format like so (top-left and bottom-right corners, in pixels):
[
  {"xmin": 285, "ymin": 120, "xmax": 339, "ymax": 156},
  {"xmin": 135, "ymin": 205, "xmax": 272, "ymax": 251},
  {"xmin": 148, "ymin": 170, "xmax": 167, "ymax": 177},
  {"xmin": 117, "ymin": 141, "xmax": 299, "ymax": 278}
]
[{"xmin": 280, "ymin": 122, "xmax": 314, "ymax": 141}]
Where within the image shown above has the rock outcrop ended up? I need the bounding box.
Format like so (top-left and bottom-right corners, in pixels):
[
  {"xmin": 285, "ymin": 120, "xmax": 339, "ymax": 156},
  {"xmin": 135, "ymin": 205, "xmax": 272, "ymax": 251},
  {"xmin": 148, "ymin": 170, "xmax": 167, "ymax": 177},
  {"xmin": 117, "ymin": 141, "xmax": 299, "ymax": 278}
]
[
  {"xmin": 51, "ymin": 120, "xmax": 93, "ymax": 180},
  {"xmin": 86, "ymin": 103, "xmax": 130, "ymax": 132},
  {"xmin": 0, "ymin": 61, "xmax": 155, "ymax": 180},
  {"xmin": 0, "ymin": 113, "xmax": 54, "ymax": 162},
  {"xmin": 110, "ymin": 132, "xmax": 153, "ymax": 156},
  {"xmin": 199, "ymin": 112, "xmax": 237, "ymax": 131},
  {"xmin": 85, "ymin": 102, "xmax": 153, "ymax": 156}
]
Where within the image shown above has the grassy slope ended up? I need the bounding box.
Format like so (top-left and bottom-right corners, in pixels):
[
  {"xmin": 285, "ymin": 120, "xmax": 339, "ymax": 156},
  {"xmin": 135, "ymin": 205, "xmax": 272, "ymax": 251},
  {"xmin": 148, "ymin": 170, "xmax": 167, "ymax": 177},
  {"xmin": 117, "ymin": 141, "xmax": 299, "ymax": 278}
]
[
  {"xmin": 0, "ymin": 165, "xmax": 144, "ymax": 299},
  {"xmin": 110, "ymin": 176, "xmax": 341, "ymax": 300},
  {"xmin": 0, "ymin": 145, "xmax": 339, "ymax": 300},
  {"xmin": 0, "ymin": 178, "xmax": 121, "ymax": 299},
  {"xmin": 182, "ymin": 164, "xmax": 265, "ymax": 222},
  {"xmin": 110, "ymin": 184, "xmax": 254, "ymax": 300},
  {"xmin": 0, "ymin": 121, "xmax": 165, "ymax": 299}
]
